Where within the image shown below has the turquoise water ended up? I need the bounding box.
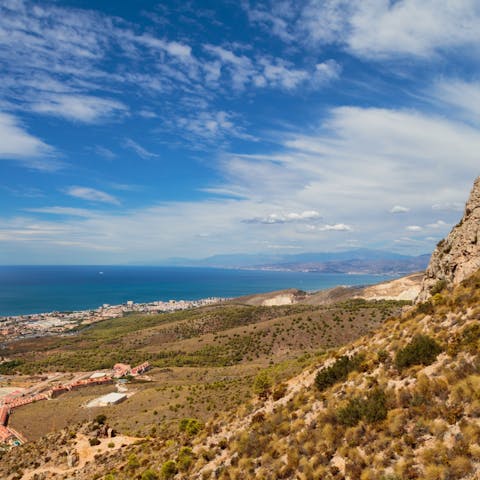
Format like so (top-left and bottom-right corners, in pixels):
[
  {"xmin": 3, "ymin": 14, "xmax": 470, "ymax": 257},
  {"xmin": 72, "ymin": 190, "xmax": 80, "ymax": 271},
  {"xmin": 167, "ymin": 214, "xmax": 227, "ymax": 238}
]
[{"xmin": 0, "ymin": 266, "xmax": 394, "ymax": 316}]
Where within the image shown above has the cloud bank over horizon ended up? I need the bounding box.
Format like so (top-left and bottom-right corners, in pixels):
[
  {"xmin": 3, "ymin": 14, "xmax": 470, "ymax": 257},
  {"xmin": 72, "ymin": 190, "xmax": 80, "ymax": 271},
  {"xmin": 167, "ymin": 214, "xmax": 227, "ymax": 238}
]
[{"xmin": 0, "ymin": 0, "xmax": 479, "ymax": 264}]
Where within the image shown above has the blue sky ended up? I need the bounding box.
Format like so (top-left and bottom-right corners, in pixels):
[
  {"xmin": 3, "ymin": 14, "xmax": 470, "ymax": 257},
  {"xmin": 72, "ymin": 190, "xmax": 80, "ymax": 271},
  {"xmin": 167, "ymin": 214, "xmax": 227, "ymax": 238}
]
[{"xmin": 1, "ymin": 0, "xmax": 480, "ymax": 264}]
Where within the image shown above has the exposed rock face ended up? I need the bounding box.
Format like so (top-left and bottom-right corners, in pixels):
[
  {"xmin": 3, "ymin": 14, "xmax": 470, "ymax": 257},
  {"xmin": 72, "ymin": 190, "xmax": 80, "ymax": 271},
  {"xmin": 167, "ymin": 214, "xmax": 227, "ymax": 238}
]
[{"xmin": 416, "ymin": 176, "xmax": 480, "ymax": 303}]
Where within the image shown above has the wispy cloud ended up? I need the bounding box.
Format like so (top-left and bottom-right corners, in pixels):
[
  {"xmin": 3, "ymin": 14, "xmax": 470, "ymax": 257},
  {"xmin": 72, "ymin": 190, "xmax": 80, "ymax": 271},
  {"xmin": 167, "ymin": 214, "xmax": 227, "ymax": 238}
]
[
  {"xmin": 0, "ymin": 112, "xmax": 58, "ymax": 170},
  {"xmin": 244, "ymin": 1, "xmax": 480, "ymax": 59},
  {"xmin": 390, "ymin": 205, "xmax": 410, "ymax": 214},
  {"xmin": 430, "ymin": 79, "xmax": 480, "ymax": 124},
  {"xmin": 0, "ymin": 0, "xmax": 344, "ymax": 157},
  {"xmin": 65, "ymin": 186, "xmax": 120, "ymax": 205},
  {"xmin": 319, "ymin": 223, "xmax": 352, "ymax": 232},
  {"xmin": 31, "ymin": 94, "xmax": 128, "ymax": 123},
  {"xmin": 426, "ymin": 220, "xmax": 448, "ymax": 229},
  {"xmin": 243, "ymin": 210, "xmax": 322, "ymax": 224},
  {"xmin": 2, "ymin": 103, "xmax": 474, "ymax": 261},
  {"xmin": 204, "ymin": 43, "xmax": 340, "ymax": 91},
  {"xmin": 134, "ymin": 34, "xmax": 194, "ymax": 63},
  {"xmin": 1, "ymin": 185, "xmax": 45, "ymax": 198},
  {"xmin": 24, "ymin": 206, "xmax": 98, "ymax": 218},
  {"xmin": 242, "ymin": 1, "xmax": 296, "ymax": 43},
  {"xmin": 123, "ymin": 138, "xmax": 159, "ymax": 159},
  {"xmin": 432, "ymin": 202, "xmax": 463, "ymax": 212},
  {"xmin": 172, "ymin": 110, "xmax": 255, "ymax": 144},
  {"xmin": 1, "ymin": 1, "xmax": 478, "ymax": 263},
  {"xmin": 405, "ymin": 220, "xmax": 449, "ymax": 233},
  {"xmin": 94, "ymin": 146, "xmax": 116, "ymax": 160}
]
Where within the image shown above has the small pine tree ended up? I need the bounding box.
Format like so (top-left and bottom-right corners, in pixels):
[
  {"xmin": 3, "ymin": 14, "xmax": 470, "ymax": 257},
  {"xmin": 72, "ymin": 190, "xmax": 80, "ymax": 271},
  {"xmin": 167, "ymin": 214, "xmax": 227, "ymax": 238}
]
[{"xmin": 253, "ymin": 370, "xmax": 273, "ymax": 399}]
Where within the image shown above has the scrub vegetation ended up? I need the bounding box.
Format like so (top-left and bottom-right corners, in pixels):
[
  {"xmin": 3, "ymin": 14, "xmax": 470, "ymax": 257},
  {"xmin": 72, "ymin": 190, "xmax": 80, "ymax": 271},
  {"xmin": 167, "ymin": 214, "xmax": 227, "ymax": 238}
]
[{"xmin": 2, "ymin": 271, "xmax": 480, "ymax": 479}]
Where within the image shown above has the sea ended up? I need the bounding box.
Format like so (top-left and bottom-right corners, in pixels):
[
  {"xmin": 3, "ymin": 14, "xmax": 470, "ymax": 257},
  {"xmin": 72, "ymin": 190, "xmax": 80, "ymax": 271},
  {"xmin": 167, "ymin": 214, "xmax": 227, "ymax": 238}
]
[{"xmin": 0, "ymin": 266, "xmax": 395, "ymax": 317}]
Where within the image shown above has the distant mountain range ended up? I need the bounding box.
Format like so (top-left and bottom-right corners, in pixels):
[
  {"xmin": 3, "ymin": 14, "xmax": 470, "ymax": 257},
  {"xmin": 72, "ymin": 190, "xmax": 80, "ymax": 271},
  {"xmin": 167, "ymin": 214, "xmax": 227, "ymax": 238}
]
[{"xmin": 165, "ymin": 249, "xmax": 431, "ymax": 275}]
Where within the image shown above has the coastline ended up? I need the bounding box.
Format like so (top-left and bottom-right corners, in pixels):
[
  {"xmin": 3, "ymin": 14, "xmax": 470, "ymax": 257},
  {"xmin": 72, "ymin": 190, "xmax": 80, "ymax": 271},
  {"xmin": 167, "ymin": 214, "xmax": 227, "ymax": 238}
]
[{"xmin": 0, "ymin": 297, "xmax": 227, "ymax": 344}]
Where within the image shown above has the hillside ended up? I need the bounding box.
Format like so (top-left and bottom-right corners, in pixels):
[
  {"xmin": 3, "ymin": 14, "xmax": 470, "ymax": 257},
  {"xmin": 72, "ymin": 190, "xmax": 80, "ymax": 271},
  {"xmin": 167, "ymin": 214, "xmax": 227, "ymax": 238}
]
[
  {"xmin": 237, "ymin": 272, "xmax": 423, "ymax": 307},
  {"xmin": 179, "ymin": 270, "xmax": 480, "ymax": 480},
  {"xmin": 1, "ymin": 269, "xmax": 479, "ymax": 479},
  {"xmin": 0, "ymin": 299, "xmax": 404, "ymax": 473}
]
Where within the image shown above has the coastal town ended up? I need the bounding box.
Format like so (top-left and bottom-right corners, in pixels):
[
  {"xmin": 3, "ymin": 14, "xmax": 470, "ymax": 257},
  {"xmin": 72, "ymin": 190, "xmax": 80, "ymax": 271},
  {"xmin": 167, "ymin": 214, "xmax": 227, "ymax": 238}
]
[{"xmin": 0, "ymin": 297, "xmax": 226, "ymax": 344}]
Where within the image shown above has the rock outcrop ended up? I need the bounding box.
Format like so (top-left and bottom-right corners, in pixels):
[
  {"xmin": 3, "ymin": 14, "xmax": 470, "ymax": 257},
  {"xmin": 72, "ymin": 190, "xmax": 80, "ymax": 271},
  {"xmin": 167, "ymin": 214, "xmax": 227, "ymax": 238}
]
[{"xmin": 416, "ymin": 176, "xmax": 480, "ymax": 303}]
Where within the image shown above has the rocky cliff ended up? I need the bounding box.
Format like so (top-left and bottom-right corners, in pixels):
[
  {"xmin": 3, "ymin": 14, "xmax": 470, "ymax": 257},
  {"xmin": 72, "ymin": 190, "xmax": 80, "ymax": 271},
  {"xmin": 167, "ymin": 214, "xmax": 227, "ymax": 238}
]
[{"xmin": 416, "ymin": 176, "xmax": 480, "ymax": 302}]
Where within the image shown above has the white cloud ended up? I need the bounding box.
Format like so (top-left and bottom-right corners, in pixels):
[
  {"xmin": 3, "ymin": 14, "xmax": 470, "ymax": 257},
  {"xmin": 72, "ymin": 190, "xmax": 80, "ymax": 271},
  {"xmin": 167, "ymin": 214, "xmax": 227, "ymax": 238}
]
[
  {"xmin": 173, "ymin": 110, "xmax": 255, "ymax": 144},
  {"xmin": 432, "ymin": 202, "xmax": 463, "ymax": 212},
  {"xmin": 254, "ymin": 58, "xmax": 340, "ymax": 90},
  {"xmin": 242, "ymin": 1, "xmax": 295, "ymax": 43},
  {"xmin": 204, "ymin": 44, "xmax": 339, "ymax": 92},
  {"xmin": 123, "ymin": 138, "xmax": 159, "ymax": 159},
  {"xmin": 138, "ymin": 110, "xmax": 158, "ymax": 119},
  {"xmin": 0, "ymin": 0, "xmax": 340, "ymax": 153},
  {"xmin": 431, "ymin": 79, "xmax": 480, "ymax": 123},
  {"xmin": 299, "ymin": 0, "xmax": 351, "ymax": 45},
  {"xmin": 285, "ymin": 106, "xmax": 480, "ymax": 172},
  {"xmin": 135, "ymin": 35, "xmax": 193, "ymax": 62},
  {"xmin": 246, "ymin": 0, "xmax": 480, "ymax": 60},
  {"xmin": 204, "ymin": 44, "xmax": 255, "ymax": 90},
  {"xmin": 390, "ymin": 205, "xmax": 410, "ymax": 214},
  {"xmin": 24, "ymin": 207, "xmax": 97, "ymax": 218},
  {"xmin": 406, "ymin": 225, "xmax": 423, "ymax": 231},
  {"xmin": 0, "ymin": 112, "xmax": 57, "ymax": 170},
  {"xmin": 65, "ymin": 186, "xmax": 120, "ymax": 205},
  {"xmin": 244, "ymin": 210, "xmax": 322, "ymax": 224},
  {"xmin": 31, "ymin": 95, "xmax": 127, "ymax": 123},
  {"xmin": 258, "ymin": 59, "xmax": 308, "ymax": 90},
  {"xmin": 426, "ymin": 220, "xmax": 448, "ymax": 229},
  {"xmin": 320, "ymin": 223, "xmax": 352, "ymax": 231},
  {"xmin": 314, "ymin": 60, "xmax": 342, "ymax": 84},
  {"xmin": 346, "ymin": 0, "xmax": 480, "ymax": 59}
]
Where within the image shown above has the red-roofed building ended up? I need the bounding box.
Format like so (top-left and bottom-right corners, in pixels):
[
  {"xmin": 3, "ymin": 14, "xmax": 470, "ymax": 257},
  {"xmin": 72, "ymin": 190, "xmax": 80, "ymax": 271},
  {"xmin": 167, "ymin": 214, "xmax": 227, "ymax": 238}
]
[
  {"xmin": 51, "ymin": 385, "xmax": 70, "ymax": 398},
  {"xmin": 113, "ymin": 363, "xmax": 131, "ymax": 378},
  {"xmin": 0, "ymin": 407, "xmax": 9, "ymax": 426},
  {"xmin": 130, "ymin": 361, "xmax": 151, "ymax": 376},
  {"xmin": 0, "ymin": 425, "xmax": 13, "ymax": 443}
]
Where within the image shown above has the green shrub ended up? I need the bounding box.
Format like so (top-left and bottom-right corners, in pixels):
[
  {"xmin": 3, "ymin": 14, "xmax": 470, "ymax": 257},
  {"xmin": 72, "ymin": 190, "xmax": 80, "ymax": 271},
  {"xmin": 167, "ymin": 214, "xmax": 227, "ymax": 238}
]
[
  {"xmin": 377, "ymin": 350, "xmax": 390, "ymax": 364},
  {"xmin": 363, "ymin": 388, "xmax": 388, "ymax": 423},
  {"xmin": 395, "ymin": 335, "xmax": 442, "ymax": 369},
  {"xmin": 430, "ymin": 279, "xmax": 448, "ymax": 295},
  {"xmin": 94, "ymin": 414, "xmax": 107, "ymax": 425},
  {"xmin": 315, "ymin": 353, "xmax": 364, "ymax": 391},
  {"xmin": 337, "ymin": 398, "xmax": 363, "ymax": 427},
  {"xmin": 177, "ymin": 446, "xmax": 194, "ymax": 471},
  {"xmin": 160, "ymin": 460, "xmax": 177, "ymax": 479},
  {"xmin": 141, "ymin": 469, "xmax": 159, "ymax": 480},
  {"xmin": 179, "ymin": 418, "xmax": 203, "ymax": 436},
  {"xmin": 337, "ymin": 388, "xmax": 388, "ymax": 426},
  {"xmin": 415, "ymin": 301, "xmax": 434, "ymax": 315},
  {"xmin": 461, "ymin": 323, "xmax": 480, "ymax": 348},
  {"xmin": 0, "ymin": 360, "xmax": 24, "ymax": 375},
  {"xmin": 88, "ymin": 437, "xmax": 101, "ymax": 446},
  {"xmin": 127, "ymin": 454, "xmax": 140, "ymax": 470}
]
